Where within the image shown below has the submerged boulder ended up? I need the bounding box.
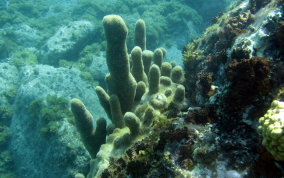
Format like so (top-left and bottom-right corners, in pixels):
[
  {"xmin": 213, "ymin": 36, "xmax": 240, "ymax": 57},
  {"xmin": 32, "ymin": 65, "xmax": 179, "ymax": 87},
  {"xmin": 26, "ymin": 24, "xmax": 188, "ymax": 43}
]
[
  {"xmin": 41, "ymin": 20, "xmax": 96, "ymax": 65},
  {"xmin": 9, "ymin": 64, "xmax": 106, "ymax": 178},
  {"xmin": 0, "ymin": 63, "xmax": 19, "ymax": 106},
  {"xmin": 0, "ymin": 23, "xmax": 41, "ymax": 48}
]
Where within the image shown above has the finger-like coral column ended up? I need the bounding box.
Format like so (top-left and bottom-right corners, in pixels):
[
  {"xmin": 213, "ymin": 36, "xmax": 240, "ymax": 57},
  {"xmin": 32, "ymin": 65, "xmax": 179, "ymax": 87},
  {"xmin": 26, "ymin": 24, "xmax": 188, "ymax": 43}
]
[
  {"xmin": 161, "ymin": 62, "xmax": 172, "ymax": 77},
  {"xmin": 95, "ymin": 86, "xmax": 111, "ymax": 119},
  {"xmin": 173, "ymin": 85, "xmax": 186, "ymax": 108},
  {"xmin": 148, "ymin": 64, "xmax": 160, "ymax": 95},
  {"xmin": 142, "ymin": 50, "xmax": 153, "ymax": 75},
  {"xmin": 171, "ymin": 66, "xmax": 184, "ymax": 84},
  {"xmin": 131, "ymin": 46, "xmax": 148, "ymax": 85},
  {"xmin": 109, "ymin": 95, "xmax": 125, "ymax": 128},
  {"xmin": 153, "ymin": 48, "xmax": 164, "ymax": 68},
  {"xmin": 103, "ymin": 15, "xmax": 137, "ymax": 114},
  {"xmin": 124, "ymin": 112, "xmax": 141, "ymax": 137},
  {"xmin": 135, "ymin": 81, "xmax": 146, "ymax": 102},
  {"xmin": 143, "ymin": 106, "xmax": 155, "ymax": 127},
  {"xmin": 134, "ymin": 19, "xmax": 146, "ymax": 51},
  {"xmin": 71, "ymin": 98, "xmax": 107, "ymax": 158}
]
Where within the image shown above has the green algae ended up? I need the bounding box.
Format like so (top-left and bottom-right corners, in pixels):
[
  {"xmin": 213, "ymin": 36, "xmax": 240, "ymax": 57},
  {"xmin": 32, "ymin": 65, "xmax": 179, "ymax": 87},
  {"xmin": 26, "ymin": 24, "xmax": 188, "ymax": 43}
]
[{"xmin": 28, "ymin": 95, "xmax": 74, "ymax": 138}]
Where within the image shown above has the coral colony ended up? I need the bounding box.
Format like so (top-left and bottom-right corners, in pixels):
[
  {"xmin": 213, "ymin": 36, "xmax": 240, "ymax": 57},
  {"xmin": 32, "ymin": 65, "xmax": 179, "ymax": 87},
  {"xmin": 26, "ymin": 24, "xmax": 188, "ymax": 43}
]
[{"xmin": 71, "ymin": 15, "xmax": 186, "ymax": 177}]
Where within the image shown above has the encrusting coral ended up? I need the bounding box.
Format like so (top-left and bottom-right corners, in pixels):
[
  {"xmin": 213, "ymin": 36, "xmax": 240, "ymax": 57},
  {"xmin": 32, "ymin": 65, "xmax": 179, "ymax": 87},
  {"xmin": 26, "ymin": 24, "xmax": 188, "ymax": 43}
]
[{"xmin": 71, "ymin": 14, "xmax": 186, "ymax": 177}]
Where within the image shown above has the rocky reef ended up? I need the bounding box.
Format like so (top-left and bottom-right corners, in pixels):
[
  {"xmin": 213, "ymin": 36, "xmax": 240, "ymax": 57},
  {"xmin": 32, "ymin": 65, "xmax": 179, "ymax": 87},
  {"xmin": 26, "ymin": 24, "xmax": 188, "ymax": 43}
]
[
  {"xmin": 182, "ymin": 0, "xmax": 284, "ymax": 176},
  {"xmin": 71, "ymin": 0, "xmax": 284, "ymax": 177},
  {"xmin": 0, "ymin": 0, "xmax": 283, "ymax": 177}
]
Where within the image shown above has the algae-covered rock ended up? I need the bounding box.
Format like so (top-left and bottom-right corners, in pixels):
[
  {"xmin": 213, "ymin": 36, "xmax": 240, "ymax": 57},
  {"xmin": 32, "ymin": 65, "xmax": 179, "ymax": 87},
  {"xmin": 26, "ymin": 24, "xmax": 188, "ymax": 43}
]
[
  {"xmin": 41, "ymin": 20, "xmax": 96, "ymax": 64},
  {"xmin": 9, "ymin": 64, "xmax": 106, "ymax": 178},
  {"xmin": 1, "ymin": 23, "xmax": 41, "ymax": 47},
  {"xmin": 11, "ymin": 49, "xmax": 38, "ymax": 67},
  {"xmin": 0, "ymin": 63, "xmax": 19, "ymax": 106}
]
